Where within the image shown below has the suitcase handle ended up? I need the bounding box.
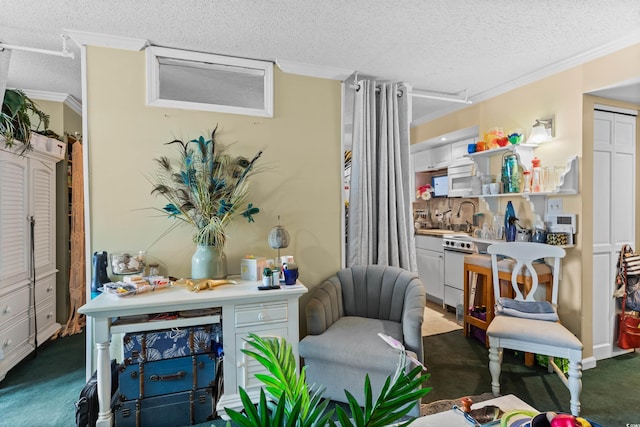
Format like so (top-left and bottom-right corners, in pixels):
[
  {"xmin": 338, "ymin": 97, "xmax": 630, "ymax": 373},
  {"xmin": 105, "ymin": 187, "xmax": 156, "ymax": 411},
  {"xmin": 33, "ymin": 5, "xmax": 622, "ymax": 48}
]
[{"xmin": 149, "ymin": 370, "xmax": 187, "ymax": 382}]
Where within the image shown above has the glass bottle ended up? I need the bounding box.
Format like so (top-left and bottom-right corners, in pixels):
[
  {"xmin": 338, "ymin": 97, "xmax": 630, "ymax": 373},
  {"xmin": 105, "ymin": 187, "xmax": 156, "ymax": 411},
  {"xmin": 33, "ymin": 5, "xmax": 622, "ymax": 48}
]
[
  {"xmin": 523, "ymin": 170, "xmax": 531, "ymax": 193},
  {"xmin": 531, "ymin": 157, "xmax": 542, "ymax": 192},
  {"xmin": 149, "ymin": 263, "xmax": 160, "ymax": 277}
]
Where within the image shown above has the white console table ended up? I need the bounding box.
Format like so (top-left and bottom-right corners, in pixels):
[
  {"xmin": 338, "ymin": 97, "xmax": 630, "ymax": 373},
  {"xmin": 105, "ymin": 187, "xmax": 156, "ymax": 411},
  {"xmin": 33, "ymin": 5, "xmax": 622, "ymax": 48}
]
[{"xmin": 78, "ymin": 279, "xmax": 307, "ymax": 427}]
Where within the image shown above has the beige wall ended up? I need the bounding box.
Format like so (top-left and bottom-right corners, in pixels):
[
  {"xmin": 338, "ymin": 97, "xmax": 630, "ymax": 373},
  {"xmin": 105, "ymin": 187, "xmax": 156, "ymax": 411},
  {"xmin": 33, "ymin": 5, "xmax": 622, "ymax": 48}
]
[
  {"xmin": 85, "ymin": 46, "xmax": 343, "ymax": 335},
  {"xmin": 63, "ymin": 103, "xmax": 82, "ymax": 138},
  {"xmin": 411, "ymin": 43, "xmax": 640, "ymax": 357},
  {"xmin": 33, "ymin": 99, "xmax": 63, "ymax": 136}
]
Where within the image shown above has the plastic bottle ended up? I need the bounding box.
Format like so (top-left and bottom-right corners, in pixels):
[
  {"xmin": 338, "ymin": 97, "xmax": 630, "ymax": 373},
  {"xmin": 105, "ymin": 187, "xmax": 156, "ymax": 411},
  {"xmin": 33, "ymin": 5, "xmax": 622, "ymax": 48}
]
[
  {"xmin": 493, "ymin": 214, "xmax": 505, "ymax": 240},
  {"xmin": 456, "ymin": 293, "xmax": 465, "ymax": 326},
  {"xmin": 531, "ymin": 157, "xmax": 542, "ymax": 192}
]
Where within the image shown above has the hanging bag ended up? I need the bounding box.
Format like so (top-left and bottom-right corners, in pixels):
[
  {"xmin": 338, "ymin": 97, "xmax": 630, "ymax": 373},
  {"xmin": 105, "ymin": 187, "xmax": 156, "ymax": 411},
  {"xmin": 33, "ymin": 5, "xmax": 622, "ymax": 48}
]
[
  {"xmin": 613, "ymin": 244, "xmax": 640, "ymax": 311},
  {"xmin": 617, "ymin": 293, "xmax": 640, "ymax": 349}
]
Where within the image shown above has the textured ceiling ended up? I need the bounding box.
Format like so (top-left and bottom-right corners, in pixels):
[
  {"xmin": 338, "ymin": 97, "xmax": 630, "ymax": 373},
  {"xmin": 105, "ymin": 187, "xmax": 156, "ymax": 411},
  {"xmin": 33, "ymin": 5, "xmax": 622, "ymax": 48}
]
[{"xmin": 1, "ymin": 0, "xmax": 640, "ymax": 124}]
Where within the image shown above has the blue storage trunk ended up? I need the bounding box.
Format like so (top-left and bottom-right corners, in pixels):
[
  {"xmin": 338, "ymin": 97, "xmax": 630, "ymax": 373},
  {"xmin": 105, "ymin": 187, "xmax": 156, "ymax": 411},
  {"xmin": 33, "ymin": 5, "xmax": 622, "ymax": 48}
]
[
  {"xmin": 114, "ymin": 388, "xmax": 214, "ymax": 427},
  {"xmin": 118, "ymin": 354, "xmax": 216, "ymax": 400},
  {"xmin": 123, "ymin": 324, "xmax": 222, "ymax": 364}
]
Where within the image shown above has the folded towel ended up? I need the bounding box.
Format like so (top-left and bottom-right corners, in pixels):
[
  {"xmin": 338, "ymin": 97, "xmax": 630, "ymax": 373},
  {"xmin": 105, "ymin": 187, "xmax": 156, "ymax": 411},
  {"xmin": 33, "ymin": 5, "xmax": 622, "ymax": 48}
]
[
  {"xmin": 496, "ymin": 297, "xmax": 559, "ymax": 322},
  {"xmin": 498, "ymin": 297, "xmax": 554, "ymax": 313}
]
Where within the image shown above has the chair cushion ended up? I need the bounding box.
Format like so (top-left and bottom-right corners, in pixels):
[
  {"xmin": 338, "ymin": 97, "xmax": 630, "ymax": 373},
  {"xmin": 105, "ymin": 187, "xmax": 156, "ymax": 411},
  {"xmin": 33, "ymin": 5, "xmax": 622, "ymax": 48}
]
[
  {"xmin": 487, "ymin": 314, "xmax": 583, "ymax": 350},
  {"xmin": 299, "ymin": 316, "xmax": 406, "ymax": 372}
]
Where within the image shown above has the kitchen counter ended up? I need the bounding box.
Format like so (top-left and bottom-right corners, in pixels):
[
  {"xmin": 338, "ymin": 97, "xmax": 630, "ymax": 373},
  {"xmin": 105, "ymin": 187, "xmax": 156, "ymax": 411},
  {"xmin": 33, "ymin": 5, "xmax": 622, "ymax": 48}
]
[{"xmin": 415, "ymin": 229, "xmax": 471, "ymax": 237}]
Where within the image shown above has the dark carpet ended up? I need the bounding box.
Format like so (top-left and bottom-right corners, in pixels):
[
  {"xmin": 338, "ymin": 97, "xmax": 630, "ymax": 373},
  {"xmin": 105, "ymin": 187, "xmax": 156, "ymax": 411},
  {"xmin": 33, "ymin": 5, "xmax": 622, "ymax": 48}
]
[
  {"xmin": 1, "ymin": 330, "xmax": 639, "ymax": 426},
  {"xmin": 423, "ymin": 331, "xmax": 640, "ymax": 426}
]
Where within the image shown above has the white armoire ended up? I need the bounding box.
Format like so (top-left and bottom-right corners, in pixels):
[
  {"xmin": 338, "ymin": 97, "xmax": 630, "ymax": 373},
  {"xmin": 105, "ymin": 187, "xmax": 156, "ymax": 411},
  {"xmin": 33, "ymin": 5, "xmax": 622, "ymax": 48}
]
[{"xmin": 0, "ymin": 136, "xmax": 65, "ymax": 381}]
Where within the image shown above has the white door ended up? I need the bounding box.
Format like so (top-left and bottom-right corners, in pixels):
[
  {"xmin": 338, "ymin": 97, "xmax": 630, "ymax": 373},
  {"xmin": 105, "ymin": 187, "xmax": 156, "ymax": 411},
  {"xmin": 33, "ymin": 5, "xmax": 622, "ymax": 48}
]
[
  {"xmin": 29, "ymin": 158, "xmax": 57, "ymax": 276},
  {"xmin": 592, "ymin": 108, "xmax": 637, "ymax": 360}
]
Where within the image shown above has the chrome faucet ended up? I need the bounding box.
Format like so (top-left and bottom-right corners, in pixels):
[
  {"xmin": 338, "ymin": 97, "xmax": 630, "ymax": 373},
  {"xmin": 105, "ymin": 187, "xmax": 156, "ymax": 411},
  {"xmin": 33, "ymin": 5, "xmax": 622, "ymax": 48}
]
[{"xmin": 456, "ymin": 201, "xmax": 477, "ymax": 217}]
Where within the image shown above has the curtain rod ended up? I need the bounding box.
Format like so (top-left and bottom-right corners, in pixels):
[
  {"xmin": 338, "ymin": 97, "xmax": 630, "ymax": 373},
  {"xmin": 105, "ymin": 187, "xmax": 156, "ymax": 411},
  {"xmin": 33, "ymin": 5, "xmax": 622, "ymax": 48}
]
[
  {"xmin": 0, "ymin": 35, "xmax": 74, "ymax": 59},
  {"xmin": 351, "ymin": 82, "xmax": 472, "ymax": 105},
  {"xmin": 411, "ymin": 89, "xmax": 472, "ymax": 105}
]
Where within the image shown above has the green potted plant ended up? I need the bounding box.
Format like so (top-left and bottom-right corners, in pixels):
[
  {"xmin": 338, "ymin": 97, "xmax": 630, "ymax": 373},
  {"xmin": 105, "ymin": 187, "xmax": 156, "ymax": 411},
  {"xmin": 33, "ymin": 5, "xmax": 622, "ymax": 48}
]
[
  {"xmin": 225, "ymin": 333, "xmax": 431, "ymax": 426},
  {"xmin": 1, "ymin": 89, "xmax": 50, "ymax": 154},
  {"xmin": 149, "ymin": 125, "xmax": 262, "ymax": 279}
]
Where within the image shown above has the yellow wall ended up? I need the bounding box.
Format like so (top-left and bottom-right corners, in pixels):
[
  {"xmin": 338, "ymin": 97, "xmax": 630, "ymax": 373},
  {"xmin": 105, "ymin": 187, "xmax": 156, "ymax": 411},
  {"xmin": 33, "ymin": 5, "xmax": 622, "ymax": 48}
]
[
  {"xmin": 85, "ymin": 46, "xmax": 343, "ymax": 334},
  {"xmin": 411, "ymin": 43, "xmax": 640, "ymax": 357},
  {"xmin": 34, "ymin": 99, "xmax": 63, "ymax": 136},
  {"xmin": 34, "ymin": 98, "xmax": 82, "ymax": 139},
  {"xmin": 63, "ymin": 103, "xmax": 82, "ymax": 138}
]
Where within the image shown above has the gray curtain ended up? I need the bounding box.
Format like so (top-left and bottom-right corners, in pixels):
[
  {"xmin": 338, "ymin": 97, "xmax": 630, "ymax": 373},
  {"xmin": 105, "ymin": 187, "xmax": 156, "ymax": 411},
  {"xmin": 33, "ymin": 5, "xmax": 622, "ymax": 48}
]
[{"xmin": 347, "ymin": 80, "xmax": 416, "ymax": 272}]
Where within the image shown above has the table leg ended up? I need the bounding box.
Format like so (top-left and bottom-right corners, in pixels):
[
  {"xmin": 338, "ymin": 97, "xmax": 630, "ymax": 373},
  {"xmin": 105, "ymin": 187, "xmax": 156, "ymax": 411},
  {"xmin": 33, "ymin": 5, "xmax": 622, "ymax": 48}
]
[{"xmin": 94, "ymin": 317, "xmax": 113, "ymax": 427}]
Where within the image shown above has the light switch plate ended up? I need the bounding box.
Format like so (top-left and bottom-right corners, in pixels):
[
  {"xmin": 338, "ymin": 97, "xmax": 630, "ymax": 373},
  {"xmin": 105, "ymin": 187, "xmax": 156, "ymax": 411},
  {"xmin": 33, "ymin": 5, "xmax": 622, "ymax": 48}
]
[{"xmin": 547, "ymin": 198, "xmax": 563, "ymax": 213}]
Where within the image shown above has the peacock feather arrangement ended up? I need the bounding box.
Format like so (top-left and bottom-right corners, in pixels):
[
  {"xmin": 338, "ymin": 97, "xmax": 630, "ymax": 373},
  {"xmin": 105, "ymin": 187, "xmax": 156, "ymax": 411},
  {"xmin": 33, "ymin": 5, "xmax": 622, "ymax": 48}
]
[{"xmin": 150, "ymin": 125, "xmax": 262, "ymax": 248}]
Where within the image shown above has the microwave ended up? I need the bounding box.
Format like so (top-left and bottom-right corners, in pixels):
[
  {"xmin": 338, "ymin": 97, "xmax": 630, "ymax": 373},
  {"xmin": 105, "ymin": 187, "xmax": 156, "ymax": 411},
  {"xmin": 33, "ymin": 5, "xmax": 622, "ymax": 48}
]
[{"xmin": 432, "ymin": 175, "xmax": 448, "ymax": 197}]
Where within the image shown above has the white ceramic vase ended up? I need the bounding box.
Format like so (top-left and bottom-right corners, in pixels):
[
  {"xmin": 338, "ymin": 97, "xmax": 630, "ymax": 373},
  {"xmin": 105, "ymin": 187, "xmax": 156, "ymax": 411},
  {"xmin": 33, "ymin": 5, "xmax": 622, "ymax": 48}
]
[{"xmin": 191, "ymin": 245, "xmax": 227, "ymax": 279}]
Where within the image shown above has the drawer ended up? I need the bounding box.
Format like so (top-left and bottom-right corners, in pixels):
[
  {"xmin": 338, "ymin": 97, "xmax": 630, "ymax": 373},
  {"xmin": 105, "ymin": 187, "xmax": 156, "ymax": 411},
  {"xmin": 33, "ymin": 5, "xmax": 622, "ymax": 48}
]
[
  {"xmin": 0, "ymin": 314, "xmax": 31, "ymax": 358},
  {"xmin": 0, "ymin": 286, "xmax": 30, "ymax": 328},
  {"xmin": 444, "ymin": 285, "xmax": 463, "ymax": 309},
  {"xmin": 415, "ymin": 235, "xmax": 443, "ymax": 252},
  {"xmin": 35, "ymin": 274, "xmax": 56, "ymax": 305},
  {"xmin": 35, "ymin": 300, "xmax": 56, "ymax": 332},
  {"xmin": 235, "ymin": 302, "xmax": 288, "ymax": 327}
]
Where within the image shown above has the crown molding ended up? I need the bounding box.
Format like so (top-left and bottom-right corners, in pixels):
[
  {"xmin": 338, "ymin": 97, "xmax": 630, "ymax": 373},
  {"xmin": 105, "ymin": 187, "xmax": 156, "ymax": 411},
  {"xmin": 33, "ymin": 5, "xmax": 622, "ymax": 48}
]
[
  {"xmin": 411, "ymin": 31, "xmax": 640, "ymax": 128},
  {"xmin": 276, "ymin": 59, "xmax": 354, "ymax": 81},
  {"xmin": 64, "ymin": 29, "xmax": 148, "ymax": 51},
  {"xmin": 21, "ymin": 89, "xmax": 82, "ymax": 115}
]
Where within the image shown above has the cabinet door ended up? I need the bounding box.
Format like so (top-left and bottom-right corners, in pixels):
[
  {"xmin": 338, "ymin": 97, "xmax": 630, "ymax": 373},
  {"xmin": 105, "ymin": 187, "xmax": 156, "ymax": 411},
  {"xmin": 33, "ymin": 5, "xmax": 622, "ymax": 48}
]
[
  {"xmin": 30, "ymin": 159, "xmax": 56, "ymax": 275},
  {"xmin": 235, "ymin": 327, "xmax": 289, "ymax": 391},
  {"xmin": 0, "ymin": 151, "xmax": 30, "ymax": 287},
  {"xmin": 450, "ymin": 138, "xmax": 475, "ymax": 165},
  {"xmin": 413, "ymin": 150, "xmax": 433, "ymax": 172},
  {"xmin": 431, "ymin": 145, "xmax": 451, "ymax": 169},
  {"xmin": 416, "ymin": 248, "xmax": 443, "ymax": 301}
]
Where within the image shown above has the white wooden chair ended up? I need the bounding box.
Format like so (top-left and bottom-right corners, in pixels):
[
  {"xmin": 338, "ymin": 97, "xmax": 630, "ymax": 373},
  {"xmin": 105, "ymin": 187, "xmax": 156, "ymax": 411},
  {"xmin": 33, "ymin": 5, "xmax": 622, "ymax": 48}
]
[{"xmin": 486, "ymin": 242, "xmax": 583, "ymax": 416}]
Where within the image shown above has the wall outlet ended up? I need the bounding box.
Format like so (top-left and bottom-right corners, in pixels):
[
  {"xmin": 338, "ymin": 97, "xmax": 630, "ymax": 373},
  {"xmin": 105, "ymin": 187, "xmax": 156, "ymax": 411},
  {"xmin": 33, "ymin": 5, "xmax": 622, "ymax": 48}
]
[{"xmin": 547, "ymin": 198, "xmax": 563, "ymax": 213}]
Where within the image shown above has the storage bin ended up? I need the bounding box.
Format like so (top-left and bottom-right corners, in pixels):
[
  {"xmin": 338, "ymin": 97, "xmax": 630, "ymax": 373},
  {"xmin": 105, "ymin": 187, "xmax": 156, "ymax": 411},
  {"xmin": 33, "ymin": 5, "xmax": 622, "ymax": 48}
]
[{"xmin": 469, "ymin": 309, "xmax": 487, "ymax": 345}]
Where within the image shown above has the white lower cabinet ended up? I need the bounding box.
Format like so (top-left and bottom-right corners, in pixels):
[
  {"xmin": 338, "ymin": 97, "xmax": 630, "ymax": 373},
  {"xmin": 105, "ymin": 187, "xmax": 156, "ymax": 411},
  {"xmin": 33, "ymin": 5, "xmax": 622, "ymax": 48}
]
[
  {"xmin": 415, "ymin": 235, "xmax": 444, "ymax": 303},
  {"xmin": 218, "ymin": 298, "xmax": 300, "ymax": 418}
]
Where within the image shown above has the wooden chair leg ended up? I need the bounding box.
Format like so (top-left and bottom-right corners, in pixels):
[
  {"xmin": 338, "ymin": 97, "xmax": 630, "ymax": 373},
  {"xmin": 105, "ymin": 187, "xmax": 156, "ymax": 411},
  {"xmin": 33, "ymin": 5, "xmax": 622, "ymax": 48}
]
[{"xmin": 524, "ymin": 352, "xmax": 535, "ymax": 367}]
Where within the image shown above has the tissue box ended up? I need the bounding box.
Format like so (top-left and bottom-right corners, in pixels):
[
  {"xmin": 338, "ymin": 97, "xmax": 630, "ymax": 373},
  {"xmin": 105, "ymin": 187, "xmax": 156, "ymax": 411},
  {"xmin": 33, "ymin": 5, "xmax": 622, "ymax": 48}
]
[{"xmin": 241, "ymin": 257, "xmax": 267, "ymax": 281}]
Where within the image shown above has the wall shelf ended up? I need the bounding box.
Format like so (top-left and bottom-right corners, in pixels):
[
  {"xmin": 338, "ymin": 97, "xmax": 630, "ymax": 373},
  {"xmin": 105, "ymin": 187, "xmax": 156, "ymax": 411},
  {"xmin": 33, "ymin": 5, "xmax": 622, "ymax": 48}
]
[{"xmin": 474, "ymin": 154, "xmax": 579, "ymax": 221}]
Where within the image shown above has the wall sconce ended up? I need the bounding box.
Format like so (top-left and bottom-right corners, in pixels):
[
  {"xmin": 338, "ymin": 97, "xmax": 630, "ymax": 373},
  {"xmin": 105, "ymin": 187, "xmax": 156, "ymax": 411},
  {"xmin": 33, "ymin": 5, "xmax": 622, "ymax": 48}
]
[{"xmin": 526, "ymin": 118, "xmax": 554, "ymax": 145}]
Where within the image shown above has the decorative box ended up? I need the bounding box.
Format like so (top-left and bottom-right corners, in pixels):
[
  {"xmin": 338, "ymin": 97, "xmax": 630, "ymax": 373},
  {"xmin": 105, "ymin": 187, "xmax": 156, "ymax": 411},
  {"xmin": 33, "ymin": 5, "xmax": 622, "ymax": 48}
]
[
  {"xmin": 122, "ymin": 324, "xmax": 222, "ymax": 364},
  {"xmin": 114, "ymin": 387, "xmax": 215, "ymax": 427},
  {"xmin": 118, "ymin": 353, "xmax": 216, "ymax": 400},
  {"xmin": 240, "ymin": 256, "xmax": 267, "ymax": 281}
]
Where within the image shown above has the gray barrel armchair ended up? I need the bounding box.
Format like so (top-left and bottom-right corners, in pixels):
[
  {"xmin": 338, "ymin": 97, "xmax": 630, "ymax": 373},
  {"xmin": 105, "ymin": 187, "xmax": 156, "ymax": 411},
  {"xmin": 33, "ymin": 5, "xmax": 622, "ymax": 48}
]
[{"xmin": 299, "ymin": 265, "xmax": 426, "ymax": 409}]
